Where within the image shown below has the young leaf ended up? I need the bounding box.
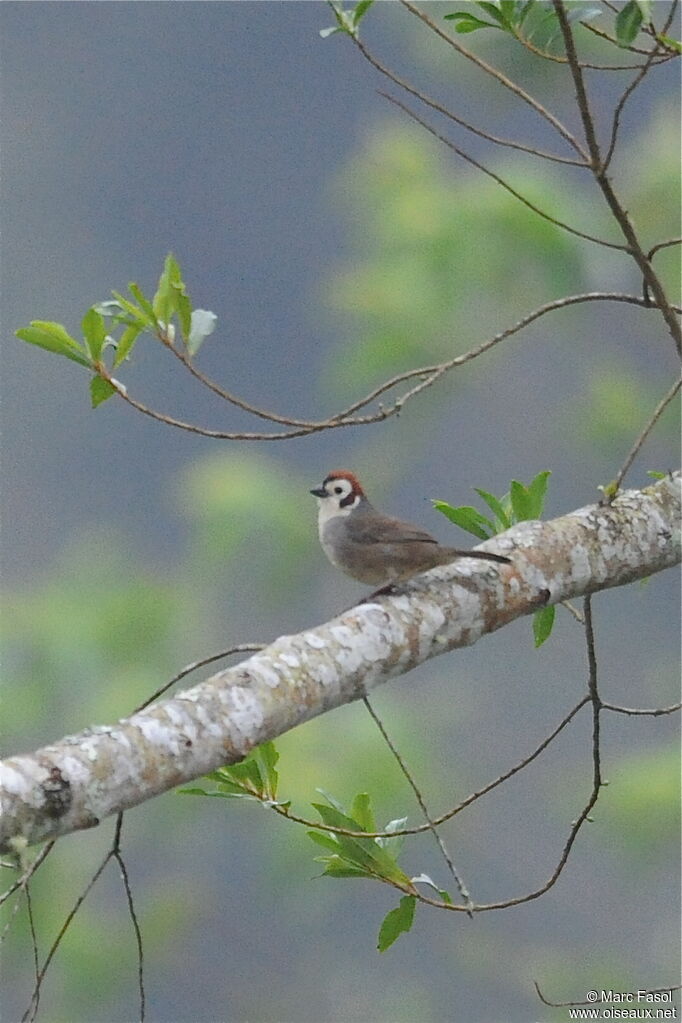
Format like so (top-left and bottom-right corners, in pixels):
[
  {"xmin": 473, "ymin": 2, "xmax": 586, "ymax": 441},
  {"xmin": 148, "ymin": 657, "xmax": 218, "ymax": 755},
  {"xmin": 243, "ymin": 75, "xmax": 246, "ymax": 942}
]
[
  {"xmin": 90, "ymin": 375, "xmax": 117, "ymax": 408},
  {"xmin": 16, "ymin": 322, "xmax": 91, "ymax": 367},
  {"xmin": 444, "ymin": 12, "xmax": 498, "ymax": 32},
  {"xmin": 128, "ymin": 283, "xmax": 158, "ymax": 326},
  {"xmin": 111, "ymin": 291, "xmax": 154, "ymax": 329},
  {"xmin": 646, "ymin": 470, "xmax": 667, "ymax": 479},
  {"xmin": 525, "ymin": 470, "xmax": 551, "ymax": 519},
  {"xmin": 656, "ymin": 34, "xmax": 682, "ymax": 52},
  {"xmin": 307, "ymin": 830, "xmax": 343, "ymax": 854},
  {"xmin": 352, "ymin": 0, "xmax": 374, "ymax": 25},
  {"xmin": 81, "ymin": 307, "xmax": 107, "ymax": 361},
  {"xmin": 377, "ymin": 896, "xmax": 416, "ymax": 952},
  {"xmin": 473, "ymin": 488, "xmax": 511, "ymax": 529},
  {"xmin": 509, "ymin": 480, "xmax": 535, "ymax": 521},
  {"xmin": 477, "ymin": 2, "xmax": 510, "ymax": 27},
  {"xmin": 113, "ymin": 323, "xmax": 143, "ymax": 367},
  {"xmin": 187, "ymin": 309, "xmax": 217, "ymax": 356},
  {"xmin": 433, "ymin": 501, "xmax": 494, "ymax": 540},
  {"xmin": 315, "ymin": 857, "xmax": 375, "ymax": 879},
  {"xmin": 615, "ymin": 0, "xmax": 643, "ymax": 46},
  {"xmin": 533, "ymin": 605, "xmax": 555, "ymax": 648},
  {"xmin": 376, "ymin": 816, "xmax": 408, "ymax": 853},
  {"xmin": 254, "ymin": 742, "xmax": 279, "ymax": 800},
  {"xmin": 351, "ymin": 793, "xmax": 376, "ymax": 834}
]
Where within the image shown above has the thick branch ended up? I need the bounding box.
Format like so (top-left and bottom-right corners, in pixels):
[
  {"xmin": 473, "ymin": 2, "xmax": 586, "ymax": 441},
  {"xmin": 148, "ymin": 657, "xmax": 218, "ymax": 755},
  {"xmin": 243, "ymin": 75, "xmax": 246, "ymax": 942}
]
[{"xmin": 1, "ymin": 474, "xmax": 679, "ymax": 852}]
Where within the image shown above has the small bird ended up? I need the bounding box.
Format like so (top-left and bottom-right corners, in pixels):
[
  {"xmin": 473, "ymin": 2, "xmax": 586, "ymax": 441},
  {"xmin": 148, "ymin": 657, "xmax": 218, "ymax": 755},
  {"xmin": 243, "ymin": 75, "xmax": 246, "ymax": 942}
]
[{"xmin": 310, "ymin": 469, "xmax": 511, "ymax": 590}]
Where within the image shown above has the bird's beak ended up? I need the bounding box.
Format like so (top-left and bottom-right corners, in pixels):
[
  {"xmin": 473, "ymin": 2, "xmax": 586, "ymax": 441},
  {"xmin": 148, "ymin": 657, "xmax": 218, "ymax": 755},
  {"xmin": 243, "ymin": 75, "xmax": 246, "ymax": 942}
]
[{"xmin": 310, "ymin": 486, "xmax": 327, "ymax": 498}]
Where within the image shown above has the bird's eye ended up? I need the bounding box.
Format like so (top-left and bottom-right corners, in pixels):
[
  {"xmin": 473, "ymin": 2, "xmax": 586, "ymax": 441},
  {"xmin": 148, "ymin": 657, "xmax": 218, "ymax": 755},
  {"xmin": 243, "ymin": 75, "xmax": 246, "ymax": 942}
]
[{"xmin": 334, "ymin": 486, "xmax": 343, "ymax": 495}]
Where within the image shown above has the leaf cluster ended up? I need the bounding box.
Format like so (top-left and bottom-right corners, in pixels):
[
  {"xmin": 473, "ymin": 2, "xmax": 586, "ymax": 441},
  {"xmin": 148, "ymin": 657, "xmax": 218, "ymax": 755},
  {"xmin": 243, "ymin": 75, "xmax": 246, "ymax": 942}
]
[
  {"xmin": 443, "ymin": 0, "xmax": 678, "ymax": 52},
  {"xmin": 435, "ymin": 471, "xmax": 555, "ymax": 645},
  {"xmin": 16, "ymin": 255, "xmax": 217, "ymax": 409}
]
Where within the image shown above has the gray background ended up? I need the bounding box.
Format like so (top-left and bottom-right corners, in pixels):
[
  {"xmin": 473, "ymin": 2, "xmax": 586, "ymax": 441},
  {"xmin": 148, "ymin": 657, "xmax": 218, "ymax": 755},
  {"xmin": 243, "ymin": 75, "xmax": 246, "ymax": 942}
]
[{"xmin": 2, "ymin": 3, "xmax": 680, "ymax": 1022}]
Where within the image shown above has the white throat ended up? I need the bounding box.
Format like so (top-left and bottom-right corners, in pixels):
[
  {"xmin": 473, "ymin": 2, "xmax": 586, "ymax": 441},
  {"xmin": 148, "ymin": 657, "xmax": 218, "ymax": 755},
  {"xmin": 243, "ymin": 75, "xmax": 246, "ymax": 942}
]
[{"xmin": 315, "ymin": 495, "xmax": 358, "ymax": 540}]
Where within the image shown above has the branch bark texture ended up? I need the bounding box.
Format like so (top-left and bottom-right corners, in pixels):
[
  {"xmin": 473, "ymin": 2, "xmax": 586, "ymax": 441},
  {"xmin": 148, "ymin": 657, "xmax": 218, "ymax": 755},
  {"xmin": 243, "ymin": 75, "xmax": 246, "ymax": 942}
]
[{"xmin": 1, "ymin": 474, "xmax": 679, "ymax": 852}]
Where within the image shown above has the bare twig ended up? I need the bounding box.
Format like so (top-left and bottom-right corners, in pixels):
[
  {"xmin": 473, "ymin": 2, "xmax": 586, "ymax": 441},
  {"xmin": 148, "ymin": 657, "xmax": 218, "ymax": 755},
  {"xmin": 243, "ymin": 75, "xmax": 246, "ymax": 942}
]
[
  {"xmin": 134, "ymin": 644, "xmax": 266, "ymax": 713},
  {"xmin": 113, "ymin": 829, "xmax": 145, "ymax": 1021},
  {"xmin": 361, "ymin": 693, "xmax": 474, "ymax": 916},
  {"xmin": 379, "ymin": 91, "xmax": 628, "ymax": 252},
  {"xmin": 351, "ymin": 35, "xmax": 585, "ymax": 167},
  {"xmin": 602, "ymin": 700, "xmax": 682, "ymax": 717},
  {"xmin": 0, "ymin": 841, "xmax": 55, "ymax": 909},
  {"xmin": 603, "ymin": 1, "xmax": 677, "ymax": 171},
  {"xmin": 644, "ymin": 238, "xmax": 682, "ymax": 306},
  {"xmin": 610, "ymin": 377, "xmax": 682, "ymax": 496},
  {"xmin": 400, "ymin": 0, "xmax": 588, "ymax": 160},
  {"xmin": 553, "ymin": 0, "xmax": 682, "ymax": 356},
  {"xmin": 272, "ymin": 697, "xmax": 591, "ymax": 841}
]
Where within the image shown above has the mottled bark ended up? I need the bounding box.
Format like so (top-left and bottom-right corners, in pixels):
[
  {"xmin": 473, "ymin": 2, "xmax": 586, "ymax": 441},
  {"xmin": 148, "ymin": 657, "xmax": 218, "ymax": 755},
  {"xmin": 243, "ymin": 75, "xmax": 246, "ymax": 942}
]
[{"xmin": 1, "ymin": 474, "xmax": 679, "ymax": 852}]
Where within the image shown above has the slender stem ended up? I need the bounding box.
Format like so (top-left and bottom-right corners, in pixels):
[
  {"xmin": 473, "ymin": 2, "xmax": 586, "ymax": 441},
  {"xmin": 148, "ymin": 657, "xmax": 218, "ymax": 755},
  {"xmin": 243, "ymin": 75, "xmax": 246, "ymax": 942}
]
[
  {"xmin": 380, "ymin": 91, "xmax": 627, "ymax": 251},
  {"xmin": 362, "ymin": 694, "xmax": 474, "ymax": 915},
  {"xmin": 553, "ymin": 0, "xmax": 682, "ymax": 356},
  {"xmin": 611, "ymin": 377, "xmax": 681, "ymax": 495},
  {"xmin": 400, "ymin": 0, "xmax": 589, "ymax": 160},
  {"xmin": 352, "ymin": 35, "xmax": 584, "ymax": 167}
]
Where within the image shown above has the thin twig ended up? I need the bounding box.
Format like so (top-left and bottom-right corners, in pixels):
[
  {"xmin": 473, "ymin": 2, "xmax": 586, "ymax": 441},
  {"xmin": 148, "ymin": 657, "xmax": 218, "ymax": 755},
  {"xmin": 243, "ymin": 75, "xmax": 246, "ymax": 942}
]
[
  {"xmin": 603, "ymin": 1, "xmax": 677, "ymax": 172},
  {"xmin": 400, "ymin": 0, "xmax": 588, "ymax": 160},
  {"xmin": 273, "ymin": 697, "xmax": 591, "ymax": 840},
  {"xmin": 379, "ymin": 91, "xmax": 628, "ymax": 252},
  {"xmin": 113, "ymin": 817, "xmax": 145, "ymax": 1022},
  {"xmin": 644, "ymin": 238, "xmax": 682, "ymax": 305},
  {"xmin": 0, "ymin": 841, "xmax": 55, "ymax": 908},
  {"xmin": 602, "ymin": 700, "xmax": 682, "ymax": 717},
  {"xmin": 610, "ymin": 377, "xmax": 682, "ymax": 496},
  {"xmin": 361, "ymin": 694, "xmax": 474, "ymax": 916},
  {"xmin": 133, "ymin": 644, "xmax": 265, "ymax": 713},
  {"xmin": 553, "ymin": 0, "xmax": 682, "ymax": 356},
  {"xmin": 351, "ymin": 34, "xmax": 585, "ymax": 167},
  {"xmin": 24, "ymin": 885, "xmax": 40, "ymax": 1023}
]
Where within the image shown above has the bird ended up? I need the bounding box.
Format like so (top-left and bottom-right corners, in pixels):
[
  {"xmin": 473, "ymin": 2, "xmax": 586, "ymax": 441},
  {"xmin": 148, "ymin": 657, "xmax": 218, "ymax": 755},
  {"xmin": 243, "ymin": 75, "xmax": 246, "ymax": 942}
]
[{"xmin": 310, "ymin": 469, "xmax": 511, "ymax": 592}]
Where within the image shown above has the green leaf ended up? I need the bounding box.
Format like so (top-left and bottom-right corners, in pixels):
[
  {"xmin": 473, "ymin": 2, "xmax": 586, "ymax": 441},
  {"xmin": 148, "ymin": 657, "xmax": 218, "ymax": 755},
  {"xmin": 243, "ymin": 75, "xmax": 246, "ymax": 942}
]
[
  {"xmin": 656, "ymin": 34, "xmax": 682, "ymax": 52},
  {"xmin": 311, "ymin": 803, "xmax": 408, "ymax": 882},
  {"xmin": 352, "ymin": 0, "xmax": 374, "ymax": 25},
  {"xmin": 477, "ymin": 2, "xmax": 511, "ymax": 26},
  {"xmin": 376, "ymin": 816, "xmax": 408, "ymax": 854},
  {"xmin": 113, "ymin": 323, "xmax": 143, "ymax": 367},
  {"xmin": 377, "ymin": 896, "xmax": 416, "ymax": 952},
  {"xmin": 433, "ymin": 501, "xmax": 494, "ymax": 540},
  {"xmin": 187, "ymin": 309, "xmax": 217, "ymax": 356},
  {"xmin": 307, "ymin": 830, "xmax": 343, "ymax": 854},
  {"xmin": 16, "ymin": 322, "xmax": 91, "ymax": 367},
  {"xmin": 153, "ymin": 253, "xmax": 188, "ymax": 328},
  {"xmin": 647, "ymin": 470, "xmax": 667, "ymax": 479},
  {"xmin": 473, "ymin": 488, "xmax": 511, "ymax": 529},
  {"xmin": 111, "ymin": 291, "xmax": 155, "ymax": 329},
  {"xmin": 350, "ymin": 793, "xmax": 376, "ymax": 833},
  {"xmin": 444, "ymin": 12, "xmax": 498, "ymax": 32},
  {"xmin": 615, "ymin": 0, "xmax": 643, "ymax": 46},
  {"xmin": 315, "ymin": 856, "xmax": 375, "ymax": 879},
  {"xmin": 128, "ymin": 283, "xmax": 159, "ymax": 326},
  {"xmin": 81, "ymin": 307, "xmax": 107, "ymax": 361},
  {"xmin": 254, "ymin": 742, "xmax": 279, "ymax": 800},
  {"xmin": 90, "ymin": 375, "xmax": 117, "ymax": 408},
  {"xmin": 533, "ymin": 605, "xmax": 555, "ymax": 648},
  {"xmin": 509, "ymin": 480, "xmax": 535, "ymax": 521},
  {"xmin": 525, "ymin": 470, "xmax": 551, "ymax": 518}
]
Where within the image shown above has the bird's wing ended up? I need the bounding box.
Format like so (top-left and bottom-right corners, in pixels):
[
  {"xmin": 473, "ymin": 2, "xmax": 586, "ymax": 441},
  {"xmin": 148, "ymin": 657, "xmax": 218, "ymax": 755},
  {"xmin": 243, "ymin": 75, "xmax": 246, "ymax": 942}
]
[{"xmin": 351, "ymin": 513, "xmax": 438, "ymax": 546}]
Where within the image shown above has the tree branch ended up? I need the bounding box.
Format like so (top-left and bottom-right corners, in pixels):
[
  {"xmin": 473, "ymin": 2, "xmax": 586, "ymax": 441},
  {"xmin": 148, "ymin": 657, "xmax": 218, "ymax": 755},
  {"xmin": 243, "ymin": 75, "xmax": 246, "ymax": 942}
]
[{"xmin": 1, "ymin": 474, "xmax": 679, "ymax": 852}]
